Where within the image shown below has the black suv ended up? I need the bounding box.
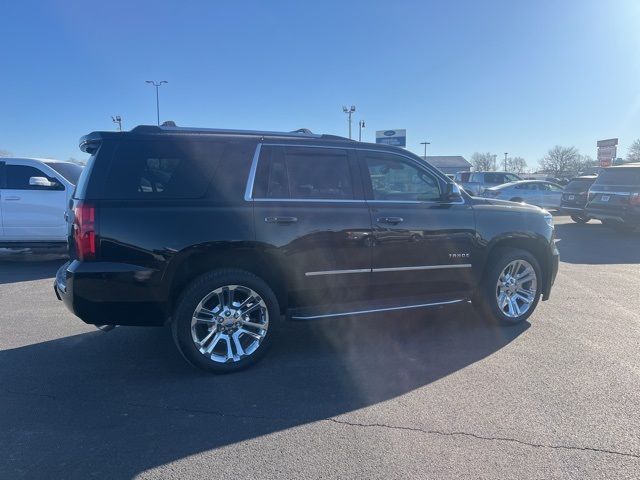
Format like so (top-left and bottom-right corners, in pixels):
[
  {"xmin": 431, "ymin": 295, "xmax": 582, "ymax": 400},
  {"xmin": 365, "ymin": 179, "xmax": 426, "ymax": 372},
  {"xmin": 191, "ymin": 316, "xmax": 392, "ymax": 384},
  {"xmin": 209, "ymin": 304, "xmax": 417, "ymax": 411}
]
[
  {"xmin": 586, "ymin": 163, "xmax": 640, "ymax": 233},
  {"xmin": 560, "ymin": 175, "xmax": 597, "ymax": 223},
  {"xmin": 55, "ymin": 125, "xmax": 559, "ymax": 372}
]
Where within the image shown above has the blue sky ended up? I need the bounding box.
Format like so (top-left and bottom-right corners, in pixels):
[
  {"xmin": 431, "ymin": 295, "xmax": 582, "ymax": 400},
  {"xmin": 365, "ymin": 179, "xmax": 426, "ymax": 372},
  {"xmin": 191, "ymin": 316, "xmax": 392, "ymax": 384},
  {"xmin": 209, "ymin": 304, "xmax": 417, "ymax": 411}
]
[{"xmin": 1, "ymin": 0, "xmax": 639, "ymax": 168}]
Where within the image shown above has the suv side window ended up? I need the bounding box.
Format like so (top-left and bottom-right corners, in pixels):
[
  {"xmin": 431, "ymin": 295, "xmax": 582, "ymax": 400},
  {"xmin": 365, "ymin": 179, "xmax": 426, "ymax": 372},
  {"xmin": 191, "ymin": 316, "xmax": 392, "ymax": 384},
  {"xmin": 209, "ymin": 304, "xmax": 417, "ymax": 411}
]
[
  {"xmin": 363, "ymin": 153, "xmax": 441, "ymax": 202},
  {"xmin": 253, "ymin": 146, "xmax": 354, "ymax": 200},
  {"xmin": 5, "ymin": 165, "xmax": 63, "ymax": 190},
  {"xmin": 104, "ymin": 139, "xmax": 225, "ymax": 199}
]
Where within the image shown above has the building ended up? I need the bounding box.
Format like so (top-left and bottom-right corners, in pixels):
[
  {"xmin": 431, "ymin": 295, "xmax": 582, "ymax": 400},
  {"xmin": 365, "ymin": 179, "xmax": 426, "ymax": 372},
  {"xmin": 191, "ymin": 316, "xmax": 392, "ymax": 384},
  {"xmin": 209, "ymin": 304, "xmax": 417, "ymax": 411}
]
[{"xmin": 421, "ymin": 155, "xmax": 471, "ymax": 175}]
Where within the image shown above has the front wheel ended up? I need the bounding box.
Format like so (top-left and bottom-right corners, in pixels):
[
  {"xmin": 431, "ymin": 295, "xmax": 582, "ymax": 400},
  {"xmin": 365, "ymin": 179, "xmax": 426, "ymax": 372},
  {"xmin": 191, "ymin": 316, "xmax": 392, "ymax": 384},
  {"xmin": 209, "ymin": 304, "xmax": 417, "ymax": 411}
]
[
  {"xmin": 172, "ymin": 269, "xmax": 279, "ymax": 373},
  {"xmin": 473, "ymin": 248, "xmax": 542, "ymax": 325},
  {"xmin": 570, "ymin": 215, "xmax": 588, "ymax": 224}
]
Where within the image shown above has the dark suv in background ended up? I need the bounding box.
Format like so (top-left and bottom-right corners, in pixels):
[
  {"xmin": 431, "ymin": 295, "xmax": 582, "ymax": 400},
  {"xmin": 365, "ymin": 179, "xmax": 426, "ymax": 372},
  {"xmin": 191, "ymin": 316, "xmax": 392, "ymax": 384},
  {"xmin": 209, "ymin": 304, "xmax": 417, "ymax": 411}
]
[
  {"xmin": 586, "ymin": 163, "xmax": 640, "ymax": 233},
  {"xmin": 560, "ymin": 175, "xmax": 598, "ymax": 223},
  {"xmin": 55, "ymin": 125, "xmax": 559, "ymax": 372}
]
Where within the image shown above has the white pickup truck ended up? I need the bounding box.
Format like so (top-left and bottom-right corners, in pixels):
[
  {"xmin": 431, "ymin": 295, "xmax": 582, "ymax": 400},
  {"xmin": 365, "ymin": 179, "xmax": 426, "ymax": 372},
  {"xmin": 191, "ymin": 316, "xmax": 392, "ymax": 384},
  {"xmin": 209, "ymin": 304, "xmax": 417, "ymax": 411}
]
[{"xmin": 0, "ymin": 158, "xmax": 82, "ymax": 247}]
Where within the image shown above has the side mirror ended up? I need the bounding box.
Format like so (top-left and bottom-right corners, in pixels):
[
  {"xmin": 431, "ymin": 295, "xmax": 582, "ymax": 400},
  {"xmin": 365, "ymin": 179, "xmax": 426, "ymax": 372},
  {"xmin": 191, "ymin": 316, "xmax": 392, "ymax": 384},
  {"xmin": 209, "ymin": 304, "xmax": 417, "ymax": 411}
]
[
  {"xmin": 443, "ymin": 182, "xmax": 463, "ymax": 201},
  {"xmin": 29, "ymin": 176, "xmax": 58, "ymax": 189}
]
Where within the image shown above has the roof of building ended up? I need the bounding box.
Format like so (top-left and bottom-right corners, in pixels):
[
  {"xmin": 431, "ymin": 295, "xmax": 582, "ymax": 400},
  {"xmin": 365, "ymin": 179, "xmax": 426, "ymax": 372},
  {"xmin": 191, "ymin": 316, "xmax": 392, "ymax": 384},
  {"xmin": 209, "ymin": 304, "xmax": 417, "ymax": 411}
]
[{"xmin": 422, "ymin": 155, "xmax": 471, "ymax": 168}]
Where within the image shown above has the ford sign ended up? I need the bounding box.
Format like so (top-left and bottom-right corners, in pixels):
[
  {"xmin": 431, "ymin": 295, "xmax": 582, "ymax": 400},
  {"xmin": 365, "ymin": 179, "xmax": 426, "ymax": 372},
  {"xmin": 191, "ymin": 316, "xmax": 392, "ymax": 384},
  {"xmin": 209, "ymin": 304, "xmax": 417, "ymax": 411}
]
[
  {"xmin": 384, "ymin": 130, "xmax": 396, "ymax": 136},
  {"xmin": 376, "ymin": 129, "xmax": 406, "ymax": 147}
]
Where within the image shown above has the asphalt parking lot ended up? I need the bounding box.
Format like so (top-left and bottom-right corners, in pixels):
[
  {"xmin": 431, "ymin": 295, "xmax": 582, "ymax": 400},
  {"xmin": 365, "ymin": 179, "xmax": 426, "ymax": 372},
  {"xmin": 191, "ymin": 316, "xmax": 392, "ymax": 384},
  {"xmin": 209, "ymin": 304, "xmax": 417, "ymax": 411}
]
[{"xmin": 1, "ymin": 215, "xmax": 639, "ymax": 479}]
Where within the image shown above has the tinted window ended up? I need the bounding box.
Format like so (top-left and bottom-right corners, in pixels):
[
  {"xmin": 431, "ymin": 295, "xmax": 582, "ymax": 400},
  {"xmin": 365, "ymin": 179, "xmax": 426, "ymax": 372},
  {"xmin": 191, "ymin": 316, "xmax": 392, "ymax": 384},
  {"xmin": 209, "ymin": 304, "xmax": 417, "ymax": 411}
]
[
  {"xmin": 5, "ymin": 165, "xmax": 62, "ymax": 190},
  {"xmin": 45, "ymin": 162, "xmax": 83, "ymax": 184},
  {"xmin": 593, "ymin": 168, "xmax": 640, "ymax": 186},
  {"xmin": 484, "ymin": 173, "xmax": 510, "ymax": 184},
  {"xmin": 253, "ymin": 146, "xmax": 354, "ymax": 200},
  {"xmin": 515, "ymin": 183, "xmax": 532, "ymax": 190},
  {"xmin": 455, "ymin": 172, "xmax": 471, "ymax": 182},
  {"xmin": 104, "ymin": 139, "xmax": 225, "ymax": 199},
  {"xmin": 364, "ymin": 154, "xmax": 440, "ymax": 201},
  {"xmin": 564, "ymin": 178, "xmax": 595, "ymax": 192}
]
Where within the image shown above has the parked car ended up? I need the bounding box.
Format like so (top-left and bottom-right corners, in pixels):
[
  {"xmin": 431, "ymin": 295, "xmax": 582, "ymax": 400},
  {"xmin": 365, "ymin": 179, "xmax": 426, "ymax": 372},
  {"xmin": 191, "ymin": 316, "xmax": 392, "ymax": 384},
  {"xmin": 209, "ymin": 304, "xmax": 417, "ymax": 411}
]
[
  {"xmin": 454, "ymin": 171, "xmax": 522, "ymax": 196},
  {"xmin": 482, "ymin": 180, "xmax": 564, "ymax": 209},
  {"xmin": 560, "ymin": 175, "xmax": 598, "ymax": 223},
  {"xmin": 585, "ymin": 163, "xmax": 640, "ymax": 233},
  {"xmin": 0, "ymin": 158, "xmax": 82, "ymax": 247},
  {"xmin": 54, "ymin": 125, "xmax": 559, "ymax": 372}
]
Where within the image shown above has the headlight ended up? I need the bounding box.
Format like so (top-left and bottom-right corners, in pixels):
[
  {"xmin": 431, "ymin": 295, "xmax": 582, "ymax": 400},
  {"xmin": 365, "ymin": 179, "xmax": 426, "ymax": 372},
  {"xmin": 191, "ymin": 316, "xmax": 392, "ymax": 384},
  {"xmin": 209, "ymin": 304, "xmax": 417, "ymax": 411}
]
[{"xmin": 543, "ymin": 211, "xmax": 554, "ymax": 228}]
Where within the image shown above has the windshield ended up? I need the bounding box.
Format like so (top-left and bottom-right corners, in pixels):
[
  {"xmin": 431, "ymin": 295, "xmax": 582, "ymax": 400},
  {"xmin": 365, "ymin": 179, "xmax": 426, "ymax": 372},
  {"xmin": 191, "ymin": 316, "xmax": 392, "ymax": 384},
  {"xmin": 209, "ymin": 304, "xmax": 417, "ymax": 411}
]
[
  {"xmin": 564, "ymin": 178, "xmax": 595, "ymax": 192},
  {"xmin": 45, "ymin": 161, "xmax": 83, "ymax": 184}
]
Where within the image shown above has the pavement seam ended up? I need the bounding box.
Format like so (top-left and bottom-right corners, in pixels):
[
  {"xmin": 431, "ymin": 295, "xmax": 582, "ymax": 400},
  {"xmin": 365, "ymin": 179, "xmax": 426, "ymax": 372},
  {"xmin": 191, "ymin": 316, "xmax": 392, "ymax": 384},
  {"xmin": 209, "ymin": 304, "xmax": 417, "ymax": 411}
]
[{"xmin": 327, "ymin": 418, "xmax": 640, "ymax": 460}]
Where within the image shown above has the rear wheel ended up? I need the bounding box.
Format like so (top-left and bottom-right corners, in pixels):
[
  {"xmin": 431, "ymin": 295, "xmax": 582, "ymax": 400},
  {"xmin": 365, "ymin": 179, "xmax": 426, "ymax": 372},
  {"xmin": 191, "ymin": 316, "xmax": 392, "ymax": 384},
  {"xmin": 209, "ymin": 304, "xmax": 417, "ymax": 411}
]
[
  {"xmin": 570, "ymin": 215, "xmax": 588, "ymax": 224},
  {"xmin": 172, "ymin": 269, "xmax": 279, "ymax": 373},
  {"xmin": 473, "ymin": 248, "xmax": 542, "ymax": 325}
]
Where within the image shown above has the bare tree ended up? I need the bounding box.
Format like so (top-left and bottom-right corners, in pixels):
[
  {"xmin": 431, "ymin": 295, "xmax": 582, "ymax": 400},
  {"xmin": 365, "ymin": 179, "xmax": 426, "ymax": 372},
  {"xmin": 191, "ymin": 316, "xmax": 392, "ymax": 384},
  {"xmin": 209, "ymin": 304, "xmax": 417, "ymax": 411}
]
[
  {"xmin": 539, "ymin": 146, "xmax": 580, "ymax": 177},
  {"xmin": 506, "ymin": 156, "xmax": 527, "ymax": 174},
  {"xmin": 0, "ymin": 149, "xmax": 12, "ymax": 157},
  {"xmin": 627, "ymin": 139, "xmax": 640, "ymax": 164},
  {"xmin": 470, "ymin": 152, "xmax": 497, "ymax": 171}
]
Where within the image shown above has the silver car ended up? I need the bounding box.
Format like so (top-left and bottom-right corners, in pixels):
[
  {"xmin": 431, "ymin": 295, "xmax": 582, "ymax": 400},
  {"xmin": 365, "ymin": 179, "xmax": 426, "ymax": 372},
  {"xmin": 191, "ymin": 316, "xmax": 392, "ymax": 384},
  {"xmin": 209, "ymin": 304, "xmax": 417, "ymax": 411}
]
[{"xmin": 482, "ymin": 180, "xmax": 564, "ymax": 209}]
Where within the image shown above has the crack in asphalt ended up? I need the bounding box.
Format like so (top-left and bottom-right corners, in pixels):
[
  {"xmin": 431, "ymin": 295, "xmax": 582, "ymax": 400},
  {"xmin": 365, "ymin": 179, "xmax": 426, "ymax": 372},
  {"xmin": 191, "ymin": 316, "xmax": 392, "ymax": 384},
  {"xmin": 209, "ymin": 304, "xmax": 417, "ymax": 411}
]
[
  {"xmin": 327, "ymin": 418, "xmax": 640, "ymax": 460},
  {"xmin": 4, "ymin": 389, "xmax": 639, "ymax": 460}
]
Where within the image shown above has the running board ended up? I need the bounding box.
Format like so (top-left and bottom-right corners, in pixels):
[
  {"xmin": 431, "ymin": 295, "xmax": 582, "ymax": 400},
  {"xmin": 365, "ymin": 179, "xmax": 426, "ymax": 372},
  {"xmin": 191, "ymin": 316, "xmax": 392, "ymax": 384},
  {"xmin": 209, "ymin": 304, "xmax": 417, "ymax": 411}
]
[{"xmin": 289, "ymin": 294, "xmax": 469, "ymax": 321}]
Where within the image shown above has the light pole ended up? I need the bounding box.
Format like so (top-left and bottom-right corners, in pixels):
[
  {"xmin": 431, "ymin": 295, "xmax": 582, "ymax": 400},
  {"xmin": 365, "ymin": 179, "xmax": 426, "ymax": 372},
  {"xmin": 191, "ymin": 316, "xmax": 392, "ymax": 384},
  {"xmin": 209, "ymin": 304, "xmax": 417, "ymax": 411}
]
[
  {"xmin": 504, "ymin": 152, "xmax": 508, "ymax": 171},
  {"xmin": 358, "ymin": 120, "xmax": 365, "ymax": 141},
  {"xmin": 342, "ymin": 105, "xmax": 356, "ymax": 139},
  {"xmin": 146, "ymin": 80, "xmax": 168, "ymax": 126},
  {"xmin": 111, "ymin": 115, "xmax": 122, "ymax": 132},
  {"xmin": 420, "ymin": 141, "xmax": 431, "ymax": 159}
]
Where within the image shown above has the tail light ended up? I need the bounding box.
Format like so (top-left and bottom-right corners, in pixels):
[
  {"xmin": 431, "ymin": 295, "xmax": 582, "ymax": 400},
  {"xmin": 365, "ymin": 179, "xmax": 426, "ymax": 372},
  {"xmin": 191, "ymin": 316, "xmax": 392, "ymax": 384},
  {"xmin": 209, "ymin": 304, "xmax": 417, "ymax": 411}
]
[
  {"xmin": 630, "ymin": 193, "xmax": 640, "ymax": 206},
  {"xmin": 73, "ymin": 202, "xmax": 96, "ymax": 260}
]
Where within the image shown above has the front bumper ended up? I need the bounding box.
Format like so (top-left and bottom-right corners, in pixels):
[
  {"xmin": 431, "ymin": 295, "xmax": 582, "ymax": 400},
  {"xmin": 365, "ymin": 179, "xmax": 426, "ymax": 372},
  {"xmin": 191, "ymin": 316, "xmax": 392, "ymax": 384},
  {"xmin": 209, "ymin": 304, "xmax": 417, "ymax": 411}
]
[{"xmin": 54, "ymin": 260, "xmax": 169, "ymax": 326}]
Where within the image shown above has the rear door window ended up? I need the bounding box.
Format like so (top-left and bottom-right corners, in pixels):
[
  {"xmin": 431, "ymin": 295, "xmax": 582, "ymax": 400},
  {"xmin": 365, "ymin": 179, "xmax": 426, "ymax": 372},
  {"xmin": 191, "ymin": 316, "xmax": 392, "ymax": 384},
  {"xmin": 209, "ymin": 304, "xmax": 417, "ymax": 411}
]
[
  {"xmin": 252, "ymin": 146, "xmax": 354, "ymax": 200},
  {"xmin": 103, "ymin": 139, "xmax": 225, "ymax": 199}
]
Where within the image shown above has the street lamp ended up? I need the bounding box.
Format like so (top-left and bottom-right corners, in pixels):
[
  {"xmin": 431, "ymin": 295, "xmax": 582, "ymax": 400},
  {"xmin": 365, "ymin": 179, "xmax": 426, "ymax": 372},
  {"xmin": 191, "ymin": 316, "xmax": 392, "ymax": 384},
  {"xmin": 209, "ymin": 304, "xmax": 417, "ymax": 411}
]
[
  {"xmin": 111, "ymin": 115, "xmax": 122, "ymax": 132},
  {"xmin": 146, "ymin": 80, "xmax": 168, "ymax": 126},
  {"xmin": 342, "ymin": 105, "xmax": 356, "ymax": 139},
  {"xmin": 504, "ymin": 152, "xmax": 508, "ymax": 171},
  {"xmin": 420, "ymin": 141, "xmax": 431, "ymax": 159},
  {"xmin": 358, "ymin": 120, "xmax": 365, "ymax": 142}
]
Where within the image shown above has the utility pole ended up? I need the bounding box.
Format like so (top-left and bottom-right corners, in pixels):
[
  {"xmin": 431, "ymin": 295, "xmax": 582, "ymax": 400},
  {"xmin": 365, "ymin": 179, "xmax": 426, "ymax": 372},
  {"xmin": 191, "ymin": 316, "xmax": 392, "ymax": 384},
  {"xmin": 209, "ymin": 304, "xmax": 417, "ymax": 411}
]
[
  {"xmin": 146, "ymin": 80, "xmax": 168, "ymax": 126},
  {"xmin": 111, "ymin": 115, "xmax": 122, "ymax": 131},
  {"xmin": 420, "ymin": 141, "xmax": 431, "ymax": 159},
  {"xmin": 358, "ymin": 120, "xmax": 365, "ymax": 141},
  {"xmin": 504, "ymin": 152, "xmax": 508, "ymax": 171},
  {"xmin": 342, "ymin": 105, "xmax": 356, "ymax": 139}
]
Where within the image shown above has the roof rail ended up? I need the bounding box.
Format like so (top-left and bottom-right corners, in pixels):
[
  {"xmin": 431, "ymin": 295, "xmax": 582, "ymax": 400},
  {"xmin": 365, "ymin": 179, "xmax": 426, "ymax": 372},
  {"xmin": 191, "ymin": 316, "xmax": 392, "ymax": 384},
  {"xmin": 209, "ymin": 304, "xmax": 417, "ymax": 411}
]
[{"xmin": 130, "ymin": 124, "xmax": 324, "ymax": 138}]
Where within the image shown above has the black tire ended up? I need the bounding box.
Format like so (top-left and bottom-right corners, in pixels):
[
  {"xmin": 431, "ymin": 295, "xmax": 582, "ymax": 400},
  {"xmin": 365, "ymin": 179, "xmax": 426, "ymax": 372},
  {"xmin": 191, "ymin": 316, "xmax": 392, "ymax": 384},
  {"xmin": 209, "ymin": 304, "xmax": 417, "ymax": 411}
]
[
  {"xmin": 570, "ymin": 215, "xmax": 588, "ymax": 224},
  {"xmin": 473, "ymin": 247, "xmax": 542, "ymax": 325},
  {"xmin": 171, "ymin": 269, "xmax": 279, "ymax": 373}
]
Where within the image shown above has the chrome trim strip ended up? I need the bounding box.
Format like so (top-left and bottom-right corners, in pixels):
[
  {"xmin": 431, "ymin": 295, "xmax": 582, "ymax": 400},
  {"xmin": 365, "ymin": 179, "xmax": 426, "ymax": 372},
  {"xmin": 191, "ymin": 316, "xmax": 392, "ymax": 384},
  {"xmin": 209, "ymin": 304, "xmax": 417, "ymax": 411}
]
[
  {"xmin": 254, "ymin": 198, "xmax": 366, "ymax": 203},
  {"xmin": 588, "ymin": 190, "xmax": 631, "ymax": 196},
  {"xmin": 305, "ymin": 268, "xmax": 371, "ymax": 277},
  {"xmin": 372, "ymin": 264, "xmax": 472, "ymax": 273},
  {"xmin": 291, "ymin": 298, "xmax": 468, "ymax": 320},
  {"xmin": 244, "ymin": 143, "xmax": 262, "ymax": 201}
]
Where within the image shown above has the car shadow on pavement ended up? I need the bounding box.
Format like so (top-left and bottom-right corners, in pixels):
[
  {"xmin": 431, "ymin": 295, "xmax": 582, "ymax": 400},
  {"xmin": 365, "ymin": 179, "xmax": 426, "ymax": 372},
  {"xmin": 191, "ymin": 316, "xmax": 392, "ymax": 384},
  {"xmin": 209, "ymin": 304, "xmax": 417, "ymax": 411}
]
[
  {"xmin": 0, "ymin": 259, "xmax": 66, "ymax": 285},
  {"xmin": 554, "ymin": 221, "xmax": 640, "ymax": 265},
  {"xmin": 0, "ymin": 305, "xmax": 528, "ymax": 479}
]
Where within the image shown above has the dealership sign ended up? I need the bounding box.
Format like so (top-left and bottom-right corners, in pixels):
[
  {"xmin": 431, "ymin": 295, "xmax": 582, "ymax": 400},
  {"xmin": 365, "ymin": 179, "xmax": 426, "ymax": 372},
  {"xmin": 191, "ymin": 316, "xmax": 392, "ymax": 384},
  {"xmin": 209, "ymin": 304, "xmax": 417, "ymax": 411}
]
[
  {"xmin": 376, "ymin": 129, "xmax": 406, "ymax": 147},
  {"xmin": 597, "ymin": 138, "xmax": 618, "ymax": 167}
]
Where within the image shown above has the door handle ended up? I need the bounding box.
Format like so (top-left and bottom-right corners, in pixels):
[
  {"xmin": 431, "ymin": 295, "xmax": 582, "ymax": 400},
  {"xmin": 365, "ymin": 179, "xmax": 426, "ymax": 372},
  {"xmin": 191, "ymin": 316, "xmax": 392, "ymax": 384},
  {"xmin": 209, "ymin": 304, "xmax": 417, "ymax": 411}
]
[
  {"xmin": 4, "ymin": 196, "xmax": 20, "ymax": 201},
  {"xmin": 265, "ymin": 216, "xmax": 298, "ymax": 224},
  {"xmin": 376, "ymin": 217, "xmax": 404, "ymax": 224}
]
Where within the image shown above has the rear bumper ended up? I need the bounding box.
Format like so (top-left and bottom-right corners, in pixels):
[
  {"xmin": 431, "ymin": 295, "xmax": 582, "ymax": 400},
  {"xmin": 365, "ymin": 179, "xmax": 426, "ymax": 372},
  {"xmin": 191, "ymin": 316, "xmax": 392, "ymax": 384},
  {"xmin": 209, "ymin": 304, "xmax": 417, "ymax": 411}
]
[
  {"xmin": 54, "ymin": 260, "xmax": 169, "ymax": 326},
  {"xmin": 585, "ymin": 207, "xmax": 640, "ymax": 225}
]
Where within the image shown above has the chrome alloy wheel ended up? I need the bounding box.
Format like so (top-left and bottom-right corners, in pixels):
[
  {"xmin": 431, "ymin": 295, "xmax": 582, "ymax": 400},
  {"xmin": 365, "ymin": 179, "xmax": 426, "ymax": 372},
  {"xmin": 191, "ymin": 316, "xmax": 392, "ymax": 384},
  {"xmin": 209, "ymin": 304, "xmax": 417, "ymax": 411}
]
[
  {"xmin": 496, "ymin": 259, "xmax": 537, "ymax": 318},
  {"xmin": 191, "ymin": 285, "xmax": 269, "ymax": 363}
]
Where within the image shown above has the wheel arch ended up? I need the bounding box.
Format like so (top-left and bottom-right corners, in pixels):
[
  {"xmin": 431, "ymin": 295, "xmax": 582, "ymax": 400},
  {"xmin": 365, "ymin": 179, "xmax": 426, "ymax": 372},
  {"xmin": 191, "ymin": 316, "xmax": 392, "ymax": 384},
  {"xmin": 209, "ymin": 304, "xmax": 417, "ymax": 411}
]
[{"xmin": 164, "ymin": 243, "xmax": 288, "ymax": 317}]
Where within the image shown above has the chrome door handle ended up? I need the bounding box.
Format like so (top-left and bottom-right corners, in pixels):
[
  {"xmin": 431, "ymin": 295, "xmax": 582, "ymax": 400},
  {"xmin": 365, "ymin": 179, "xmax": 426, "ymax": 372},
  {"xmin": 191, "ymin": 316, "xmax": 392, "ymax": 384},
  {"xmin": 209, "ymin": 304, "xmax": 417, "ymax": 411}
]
[
  {"xmin": 265, "ymin": 216, "xmax": 298, "ymax": 224},
  {"xmin": 376, "ymin": 217, "xmax": 404, "ymax": 224},
  {"xmin": 4, "ymin": 196, "xmax": 20, "ymax": 201}
]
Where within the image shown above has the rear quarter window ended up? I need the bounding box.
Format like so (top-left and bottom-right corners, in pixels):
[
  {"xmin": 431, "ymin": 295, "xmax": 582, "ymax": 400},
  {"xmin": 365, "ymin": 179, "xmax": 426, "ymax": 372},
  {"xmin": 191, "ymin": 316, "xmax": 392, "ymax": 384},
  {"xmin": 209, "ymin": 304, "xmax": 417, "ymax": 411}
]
[{"xmin": 103, "ymin": 138, "xmax": 226, "ymax": 199}]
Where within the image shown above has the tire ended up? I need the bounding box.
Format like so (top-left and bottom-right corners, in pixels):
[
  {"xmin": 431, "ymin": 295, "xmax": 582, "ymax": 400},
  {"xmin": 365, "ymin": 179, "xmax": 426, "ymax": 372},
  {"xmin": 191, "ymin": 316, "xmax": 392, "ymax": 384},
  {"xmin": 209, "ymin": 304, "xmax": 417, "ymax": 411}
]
[
  {"xmin": 171, "ymin": 269, "xmax": 279, "ymax": 373},
  {"xmin": 473, "ymin": 248, "xmax": 542, "ymax": 325},
  {"xmin": 570, "ymin": 215, "xmax": 588, "ymax": 224}
]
